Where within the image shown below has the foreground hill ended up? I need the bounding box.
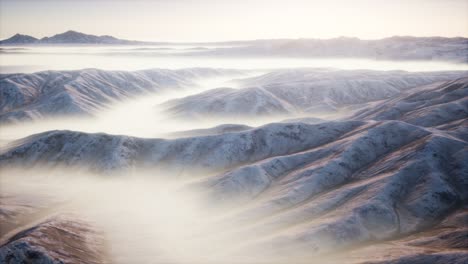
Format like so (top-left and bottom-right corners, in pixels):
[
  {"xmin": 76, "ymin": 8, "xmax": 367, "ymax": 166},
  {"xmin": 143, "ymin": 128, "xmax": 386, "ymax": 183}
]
[
  {"xmin": 0, "ymin": 215, "xmax": 107, "ymax": 264},
  {"xmin": 0, "ymin": 77, "xmax": 467, "ymax": 263},
  {"xmin": 162, "ymin": 69, "xmax": 467, "ymax": 119},
  {"xmin": 0, "ymin": 68, "xmax": 241, "ymax": 123}
]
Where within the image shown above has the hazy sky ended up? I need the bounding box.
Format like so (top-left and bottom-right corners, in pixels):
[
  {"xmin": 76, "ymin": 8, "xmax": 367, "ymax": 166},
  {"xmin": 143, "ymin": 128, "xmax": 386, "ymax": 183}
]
[{"xmin": 1, "ymin": 0, "xmax": 467, "ymax": 42}]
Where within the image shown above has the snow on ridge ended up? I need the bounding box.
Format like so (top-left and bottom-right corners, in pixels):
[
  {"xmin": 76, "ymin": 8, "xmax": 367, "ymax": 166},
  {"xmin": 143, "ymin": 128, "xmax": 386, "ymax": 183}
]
[
  {"xmin": 0, "ymin": 68, "xmax": 244, "ymax": 123},
  {"xmin": 162, "ymin": 69, "xmax": 468, "ymax": 119},
  {"xmin": 168, "ymin": 123, "xmax": 253, "ymax": 138},
  {"xmin": 0, "ymin": 120, "xmax": 364, "ymax": 172},
  {"xmin": 1, "ymin": 118, "xmax": 466, "ymax": 261},
  {"xmin": 0, "ymin": 215, "xmax": 106, "ymax": 264},
  {"xmin": 353, "ymin": 76, "xmax": 468, "ymax": 129}
]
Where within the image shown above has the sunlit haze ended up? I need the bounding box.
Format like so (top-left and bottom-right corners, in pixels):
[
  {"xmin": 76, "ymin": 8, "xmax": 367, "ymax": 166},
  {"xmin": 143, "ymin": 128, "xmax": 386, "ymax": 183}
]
[{"xmin": 1, "ymin": 0, "xmax": 467, "ymax": 42}]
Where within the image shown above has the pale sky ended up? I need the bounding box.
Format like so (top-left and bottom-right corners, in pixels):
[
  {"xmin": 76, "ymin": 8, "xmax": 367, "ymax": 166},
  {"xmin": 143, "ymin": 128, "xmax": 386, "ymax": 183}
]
[{"xmin": 0, "ymin": 0, "xmax": 467, "ymax": 42}]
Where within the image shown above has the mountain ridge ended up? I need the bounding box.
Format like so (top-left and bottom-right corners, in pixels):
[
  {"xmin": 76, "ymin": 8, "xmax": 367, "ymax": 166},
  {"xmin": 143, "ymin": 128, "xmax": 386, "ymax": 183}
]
[
  {"xmin": 0, "ymin": 30, "xmax": 153, "ymax": 45},
  {"xmin": 0, "ymin": 68, "xmax": 243, "ymax": 123},
  {"xmin": 162, "ymin": 69, "xmax": 468, "ymax": 119},
  {"xmin": 2, "ymin": 30, "xmax": 467, "ymax": 47}
]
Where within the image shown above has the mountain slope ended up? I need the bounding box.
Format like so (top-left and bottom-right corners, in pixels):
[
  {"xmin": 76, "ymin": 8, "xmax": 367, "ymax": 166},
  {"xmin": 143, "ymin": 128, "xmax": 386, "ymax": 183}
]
[
  {"xmin": 0, "ymin": 68, "xmax": 241, "ymax": 123},
  {"xmin": 38, "ymin": 30, "xmax": 137, "ymax": 45},
  {"xmin": 0, "ymin": 122, "xmax": 466, "ymax": 263},
  {"xmin": 162, "ymin": 69, "xmax": 467, "ymax": 119},
  {"xmin": 0, "ymin": 121, "xmax": 364, "ymax": 172},
  {"xmin": 353, "ymin": 77, "xmax": 468, "ymax": 128},
  {"xmin": 0, "ymin": 215, "xmax": 107, "ymax": 264},
  {"xmin": 163, "ymin": 86, "xmax": 297, "ymax": 118},
  {"xmin": 168, "ymin": 124, "xmax": 253, "ymax": 138},
  {"xmin": 0, "ymin": 34, "xmax": 38, "ymax": 45}
]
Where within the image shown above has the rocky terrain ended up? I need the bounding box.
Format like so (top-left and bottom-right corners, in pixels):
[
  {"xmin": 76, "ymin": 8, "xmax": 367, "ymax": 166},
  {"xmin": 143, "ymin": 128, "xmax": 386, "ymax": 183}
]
[
  {"xmin": 0, "ymin": 214, "xmax": 107, "ymax": 264},
  {"xmin": 0, "ymin": 76, "xmax": 467, "ymax": 263}
]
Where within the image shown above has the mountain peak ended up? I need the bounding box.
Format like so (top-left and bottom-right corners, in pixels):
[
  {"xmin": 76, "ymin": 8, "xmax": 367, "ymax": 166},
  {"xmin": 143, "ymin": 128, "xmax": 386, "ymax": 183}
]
[
  {"xmin": 64, "ymin": 30, "xmax": 80, "ymax": 34},
  {"xmin": 38, "ymin": 30, "xmax": 131, "ymax": 44},
  {"xmin": 56, "ymin": 30, "xmax": 88, "ymax": 37},
  {"xmin": 0, "ymin": 33, "xmax": 38, "ymax": 44}
]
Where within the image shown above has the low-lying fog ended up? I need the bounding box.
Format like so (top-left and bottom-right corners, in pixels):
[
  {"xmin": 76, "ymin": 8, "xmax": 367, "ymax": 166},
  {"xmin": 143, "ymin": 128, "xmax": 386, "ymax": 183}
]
[
  {"xmin": 1, "ymin": 167, "xmax": 340, "ymax": 264},
  {"xmin": 1, "ymin": 45, "xmax": 468, "ymax": 73},
  {"xmin": 0, "ymin": 73, "xmax": 341, "ymax": 144}
]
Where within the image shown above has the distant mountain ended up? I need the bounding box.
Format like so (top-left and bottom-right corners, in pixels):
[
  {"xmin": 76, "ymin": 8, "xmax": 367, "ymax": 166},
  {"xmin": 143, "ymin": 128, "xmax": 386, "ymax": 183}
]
[
  {"xmin": 193, "ymin": 36, "xmax": 468, "ymax": 62},
  {"xmin": 0, "ymin": 33, "xmax": 38, "ymax": 44},
  {"xmin": 0, "ymin": 30, "xmax": 150, "ymax": 45},
  {"xmin": 2, "ymin": 32, "xmax": 468, "ymax": 63},
  {"xmin": 38, "ymin": 30, "xmax": 140, "ymax": 44}
]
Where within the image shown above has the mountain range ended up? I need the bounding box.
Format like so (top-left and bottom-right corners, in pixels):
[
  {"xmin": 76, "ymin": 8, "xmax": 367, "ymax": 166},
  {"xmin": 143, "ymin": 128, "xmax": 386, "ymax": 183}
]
[
  {"xmin": 0, "ymin": 30, "xmax": 150, "ymax": 45},
  {"xmin": 199, "ymin": 36, "xmax": 468, "ymax": 62},
  {"xmin": 1, "ymin": 31, "xmax": 467, "ymax": 62},
  {"xmin": 0, "ymin": 68, "xmax": 243, "ymax": 123},
  {"xmin": 1, "ymin": 76, "xmax": 467, "ymax": 263},
  {"xmin": 2, "ymin": 68, "xmax": 466, "ymax": 124},
  {"xmin": 162, "ymin": 69, "xmax": 467, "ymax": 119}
]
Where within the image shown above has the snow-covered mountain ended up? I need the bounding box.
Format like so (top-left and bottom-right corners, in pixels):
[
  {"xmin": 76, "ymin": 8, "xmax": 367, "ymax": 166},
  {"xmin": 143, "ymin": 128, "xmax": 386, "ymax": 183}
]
[
  {"xmin": 162, "ymin": 69, "xmax": 467, "ymax": 119},
  {"xmin": 0, "ymin": 68, "xmax": 241, "ymax": 123},
  {"xmin": 0, "ymin": 120, "xmax": 363, "ymax": 172},
  {"xmin": 1, "ymin": 78, "xmax": 467, "ymax": 263},
  {"xmin": 1, "ymin": 75, "xmax": 467, "ymax": 263},
  {"xmin": 202, "ymin": 121, "xmax": 467, "ymax": 262},
  {"xmin": 353, "ymin": 77, "xmax": 468, "ymax": 129}
]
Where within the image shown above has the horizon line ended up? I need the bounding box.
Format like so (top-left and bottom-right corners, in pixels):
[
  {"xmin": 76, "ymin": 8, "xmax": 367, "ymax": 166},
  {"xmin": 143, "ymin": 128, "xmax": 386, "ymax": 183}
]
[{"xmin": 2, "ymin": 30, "xmax": 468, "ymax": 44}]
